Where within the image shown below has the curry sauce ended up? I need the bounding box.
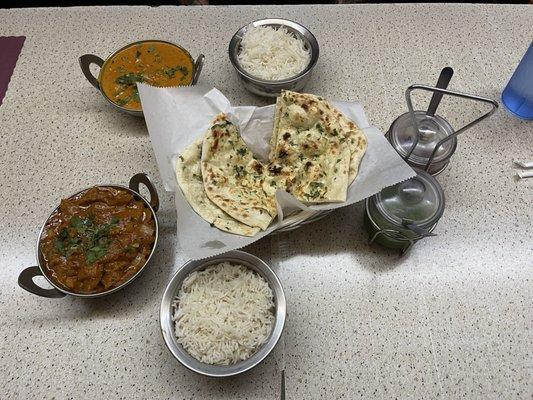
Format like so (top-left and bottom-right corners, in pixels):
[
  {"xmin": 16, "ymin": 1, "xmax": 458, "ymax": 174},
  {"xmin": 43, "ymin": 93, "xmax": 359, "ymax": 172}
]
[
  {"xmin": 100, "ymin": 41, "xmax": 194, "ymax": 110},
  {"xmin": 40, "ymin": 187, "xmax": 156, "ymax": 294}
]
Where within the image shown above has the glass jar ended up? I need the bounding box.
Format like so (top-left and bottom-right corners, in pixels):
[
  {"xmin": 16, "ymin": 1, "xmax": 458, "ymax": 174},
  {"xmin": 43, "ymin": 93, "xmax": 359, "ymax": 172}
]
[
  {"xmin": 364, "ymin": 169, "xmax": 445, "ymax": 253},
  {"xmin": 387, "ymin": 111, "xmax": 457, "ymax": 175}
]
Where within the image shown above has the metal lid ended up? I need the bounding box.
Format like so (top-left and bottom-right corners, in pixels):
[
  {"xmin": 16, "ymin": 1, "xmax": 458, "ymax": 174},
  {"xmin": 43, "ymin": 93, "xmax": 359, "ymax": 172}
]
[
  {"xmin": 389, "ymin": 111, "xmax": 457, "ymax": 167},
  {"xmin": 373, "ymin": 169, "xmax": 445, "ymax": 229}
]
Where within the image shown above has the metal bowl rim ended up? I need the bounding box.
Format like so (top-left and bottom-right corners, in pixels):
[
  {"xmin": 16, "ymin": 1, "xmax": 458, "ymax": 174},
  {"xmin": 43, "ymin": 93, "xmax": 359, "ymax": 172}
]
[
  {"xmin": 159, "ymin": 250, "xmax": 286, "ymax": 377},
  {"xmin": 228, "ymin": 18, "xmax": 319, "ymax": 85},
  {"xmin": 34, "ymin": 183, "xmax": 159, "ymax": 298}
]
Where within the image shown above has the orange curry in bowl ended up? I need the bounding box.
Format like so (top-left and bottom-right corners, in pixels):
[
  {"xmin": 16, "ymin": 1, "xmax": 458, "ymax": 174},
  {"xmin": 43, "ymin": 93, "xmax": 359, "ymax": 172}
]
[
  {"xmin": 39, "ymin": 187, "xmax": 156, "ymax": 294},
  {"xmin": 100, "ymin": 41, "xmax": 194, "ymax": 111}
]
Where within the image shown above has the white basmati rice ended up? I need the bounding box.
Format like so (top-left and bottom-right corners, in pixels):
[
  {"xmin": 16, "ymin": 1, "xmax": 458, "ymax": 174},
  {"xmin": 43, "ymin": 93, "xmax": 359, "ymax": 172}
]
[
  {"xmin": 237, "ymin": 25, "xmax": 311, "ymax": 81},
  {"xmin": 172, "ymin": 262, "xmax": 275, "ymax": 365}
]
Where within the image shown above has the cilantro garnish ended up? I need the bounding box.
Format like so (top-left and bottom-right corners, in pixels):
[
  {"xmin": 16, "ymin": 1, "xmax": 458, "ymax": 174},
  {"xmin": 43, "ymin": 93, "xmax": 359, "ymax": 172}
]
[{"xmin": 54, "ymin": 215, "xmax": 119, "ymax": 264}]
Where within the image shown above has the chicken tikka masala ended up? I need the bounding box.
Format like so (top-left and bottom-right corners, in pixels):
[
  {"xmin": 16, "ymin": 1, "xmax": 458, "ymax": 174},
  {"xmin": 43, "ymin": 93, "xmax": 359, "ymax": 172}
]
[{"xmin": 39, "ymin": 187, "xmax": 156, "ymax": 294}]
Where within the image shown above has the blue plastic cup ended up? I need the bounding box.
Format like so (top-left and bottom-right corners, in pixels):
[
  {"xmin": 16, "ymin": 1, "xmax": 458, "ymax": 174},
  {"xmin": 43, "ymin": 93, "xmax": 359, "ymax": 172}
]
[{"xmin": 501, "ymin": 41, "xmax": 533, "ymax": 120}]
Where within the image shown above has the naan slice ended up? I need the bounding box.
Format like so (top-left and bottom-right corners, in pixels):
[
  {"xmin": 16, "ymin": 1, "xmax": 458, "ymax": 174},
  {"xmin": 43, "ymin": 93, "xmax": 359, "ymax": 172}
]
[
  {"xmin": 269, "ymin": 90, "xmax": 353, "ymax": 203},
  {"xmin": 337, "ymin": 112, "xmax": 367, "ymax": 183},
  {"xmin": 176, "ymin": 138, "xmax": 260, "ymax": 237},
  {"xmin": 201, "ymin": 114, "xmax": 277, "ymax": 231}
]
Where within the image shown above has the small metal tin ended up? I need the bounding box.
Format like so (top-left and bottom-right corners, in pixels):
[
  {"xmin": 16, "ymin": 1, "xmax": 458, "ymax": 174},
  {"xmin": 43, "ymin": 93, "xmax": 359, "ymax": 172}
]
[
  {"xmin": 79, "ymin": 40, "xmax": 205, "ymax": 117},
  {"xmin": 17, "ymin": 173, "xmax": 159, "ymax": 298},
  {"xmin": 387, "ymin": 111, "xmax": 457, "ymax": 175},
  {"xmin": 160, "ymin": 250, "xmax": 286, "ymax": 377},
  {"xmin": 364, "ymin": 169, "xmax": 445, "ymax": 254},
  {"xmin": 387, "ymin": 84, "xmax": 498, "ymax": 175},
  {"xmin": 228, "ymin": 19, "xmax": 319, "ymax": 97}
]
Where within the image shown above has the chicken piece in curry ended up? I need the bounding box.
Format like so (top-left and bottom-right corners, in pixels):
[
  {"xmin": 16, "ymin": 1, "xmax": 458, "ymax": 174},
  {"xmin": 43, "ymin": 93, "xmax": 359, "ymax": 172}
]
[{"xmin": 40, "ymin": 187, "xmax": 156, "ymax": 294}]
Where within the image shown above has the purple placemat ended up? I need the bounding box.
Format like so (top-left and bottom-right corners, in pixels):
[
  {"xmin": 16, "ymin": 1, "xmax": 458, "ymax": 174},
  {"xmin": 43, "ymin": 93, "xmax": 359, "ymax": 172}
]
[{"xmin": 0, "ymin": 36, "xmax": 25, "ymax": 107}]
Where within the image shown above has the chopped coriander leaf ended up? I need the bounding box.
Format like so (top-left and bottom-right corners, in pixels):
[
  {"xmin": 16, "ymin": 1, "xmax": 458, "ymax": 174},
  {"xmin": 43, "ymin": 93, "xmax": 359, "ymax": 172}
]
[
  {"xmin": 236, "ymin": 148, "xmax": 247, "ymax": 157},
  {"xmin": 55, "ymin": 215, "xmax": 120, "ymax": 263},
  {"xmin": 86, "ymin": 246, "xmax": 106, "ymax": 264},
  {"xmin": 131, "ymin": 90, "xmax": 140, "ymax": 103},
  {"xmin": 163, "ymin": 65, "xmax": 189, "ymax": 79},
  {"xmin": 233, "ymin": 165, "xmax": 247, "ymax": 178},
  {"xmin": 309, "ymin": 181, "xmax": 325, "ymax": 188},
  {"xmin": 305, "ymin": 190, "xmax": 321, "ymax": 199},
  {"xmin": 116, "ymin": 72, "xmax": 144, "ymax": 86}
]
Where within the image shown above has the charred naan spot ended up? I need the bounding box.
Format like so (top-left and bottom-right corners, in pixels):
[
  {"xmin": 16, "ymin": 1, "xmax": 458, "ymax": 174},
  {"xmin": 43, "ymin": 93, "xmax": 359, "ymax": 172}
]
[
  {"xmin": 207, "ymin": 186, "xmax": 213, "ymax": 191},
  {"xmin": 282, "ymin": 132, "xmax": 291, "ymax": 140},
  {"xmin": 243, "ymin": 213, "xmax": 249, "ymax": 218},
  {"xmin": 348, "ymin": 122, "xmax": 355, "ymax": 129},
  {"xmin": 278, "ymin": 148, "xmax": 288, "ymax": 158},
  {"xmin": 319, "ymin": 109, "xmax": 324, "ymax": 115},
  {"xmin": 301, "ymin": 103, "xmax": 309, "ymax": 111},
  {"xmin": 269, "ymin": 164, "xmax": 282, "ymax": 175},
  {"xmin": 302, "ymin": 143, "xmax": 309, "ymax": 150},
  {"xmin": 305, "ymin": 161, "xmax": 312, "ymax": 171},
  {"xmin": 212, "ymin": 138, "xmax": 219, "ymax": 151},
  {"xmin": 252, "ymin": 162, "xmax": 263, "ymax": 174}
]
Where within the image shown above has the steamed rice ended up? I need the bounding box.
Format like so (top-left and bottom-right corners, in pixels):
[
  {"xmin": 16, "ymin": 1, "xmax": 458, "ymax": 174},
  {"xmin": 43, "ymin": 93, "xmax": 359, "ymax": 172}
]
[
  {"xmin": 237, "ymin": 25, "xmax": 311, "ymax": 80},
  {"xmin": 172, "ymin": 262, "xmax": 275, "ymax": 365}
]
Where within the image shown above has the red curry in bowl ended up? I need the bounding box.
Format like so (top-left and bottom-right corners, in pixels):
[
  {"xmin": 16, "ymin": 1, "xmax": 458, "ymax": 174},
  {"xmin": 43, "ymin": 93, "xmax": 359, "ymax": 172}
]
[{"xmin": 39, "ymin": 186, "xmax": 156, "ymax": 294}]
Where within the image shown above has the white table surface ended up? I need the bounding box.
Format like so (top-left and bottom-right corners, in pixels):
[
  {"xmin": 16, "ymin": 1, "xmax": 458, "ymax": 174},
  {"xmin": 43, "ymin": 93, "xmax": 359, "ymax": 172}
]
[{"xmin": 0, "ymin": 4, "xmax": 531, "ymax": 400}]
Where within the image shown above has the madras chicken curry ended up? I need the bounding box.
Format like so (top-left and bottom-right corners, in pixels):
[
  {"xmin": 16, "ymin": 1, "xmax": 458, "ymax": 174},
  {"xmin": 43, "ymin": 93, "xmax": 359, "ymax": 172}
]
[
  {"xmin": 100, "ymin": 41, "xmax": 194, "ymax": 110},
  {"xmin": 40, "ymin": 187, "xmax": 156, "ymax": 294}
]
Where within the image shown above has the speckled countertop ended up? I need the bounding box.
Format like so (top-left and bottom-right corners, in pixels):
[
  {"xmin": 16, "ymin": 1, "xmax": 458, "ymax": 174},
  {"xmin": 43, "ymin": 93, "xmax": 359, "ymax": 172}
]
[{"xmin": 0, "ymin": 4, "xmax": 531, "ymax": 400}]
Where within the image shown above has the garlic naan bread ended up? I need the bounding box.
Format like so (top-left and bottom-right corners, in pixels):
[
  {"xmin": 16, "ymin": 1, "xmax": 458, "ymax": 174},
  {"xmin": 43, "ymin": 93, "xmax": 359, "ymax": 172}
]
[
  {"xmin": 201, "ymin": 114, "xmax": 277, "ymax": 231},
  {"xmin": 176, "ymin": 138, "xmax": 261, "ymax": 237},
  {"xmin": 337, "ymin": 111, "xmax": 367, "ymax": 183},
  {"xmin": 269, "ymin": 90, "xmax": 363, "ymax": 203}
]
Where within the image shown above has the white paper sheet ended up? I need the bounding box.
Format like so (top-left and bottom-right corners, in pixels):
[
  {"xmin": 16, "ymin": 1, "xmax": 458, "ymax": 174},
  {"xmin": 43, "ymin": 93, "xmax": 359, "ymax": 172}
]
[{"xmin": 139, "ymin": 84, "xmax": 416, "ymax": 259}]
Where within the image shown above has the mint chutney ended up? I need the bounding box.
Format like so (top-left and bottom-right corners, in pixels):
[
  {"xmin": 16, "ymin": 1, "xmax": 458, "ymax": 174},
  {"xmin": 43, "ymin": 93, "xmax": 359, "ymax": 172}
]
[{"xmin": 364, "ymin": 169, "xmax": 445, "ymax": 252}]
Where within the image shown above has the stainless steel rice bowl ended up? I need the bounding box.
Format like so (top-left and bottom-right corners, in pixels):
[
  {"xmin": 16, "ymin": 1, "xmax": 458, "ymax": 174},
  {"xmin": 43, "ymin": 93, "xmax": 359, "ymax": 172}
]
[
  {"xmin": 160, "ymin": 250, "xmax": 286, "ymax": 377},
  {"xmin": 228, "ymin": 18, "xmax": 319, "ymax": 97}
]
